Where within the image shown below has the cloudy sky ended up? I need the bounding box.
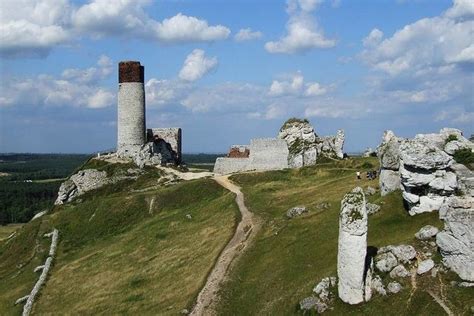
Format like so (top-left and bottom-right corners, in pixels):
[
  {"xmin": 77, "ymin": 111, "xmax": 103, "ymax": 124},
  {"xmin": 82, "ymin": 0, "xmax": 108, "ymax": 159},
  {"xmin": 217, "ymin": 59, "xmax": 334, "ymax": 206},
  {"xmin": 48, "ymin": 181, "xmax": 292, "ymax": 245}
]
[{"xmin": 0, "ymin": 0, "xmax": 473, "ymax": 153}]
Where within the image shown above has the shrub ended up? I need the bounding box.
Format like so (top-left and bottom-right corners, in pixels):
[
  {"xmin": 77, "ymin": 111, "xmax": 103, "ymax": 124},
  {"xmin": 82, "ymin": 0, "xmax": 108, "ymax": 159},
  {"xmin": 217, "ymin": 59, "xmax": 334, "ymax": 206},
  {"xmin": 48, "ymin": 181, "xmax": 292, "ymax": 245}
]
[
  {"xmin": 280, "ymin": 117, "xmax": 309, "ymax": 131},
  {"xmin": 445, "ymin": 134, "xmax": 458, "ymax": 144},
  {"xmin": 453, "ymin": 148, "xmax": 474, "ymax": 170}
]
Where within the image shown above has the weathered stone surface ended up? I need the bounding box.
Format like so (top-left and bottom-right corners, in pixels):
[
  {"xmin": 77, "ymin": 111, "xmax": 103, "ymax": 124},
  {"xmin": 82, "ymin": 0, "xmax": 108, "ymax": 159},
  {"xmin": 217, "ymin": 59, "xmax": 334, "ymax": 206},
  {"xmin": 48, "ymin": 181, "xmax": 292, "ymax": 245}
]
[
  {"xmin": 147, "ymin": 128, "xmax": 182, "ymax": 163},
  {"xmin": 379, "ymin": 169, "xmax": 401, "ymax": 196},
  {"xmin": 286, "ymin": 206, "xmax": 307, "ymax": 218},
  {"xmin": 313, "ymin": 276, "xmax": 337, "ymax": 301},
  {"xmin": 437, "ymin": 196, "xmax": 474, "ymax": 281},
  {"xmin": 363, "ymin": 147, "xmax": 376, "ymax": 157},
  {"xmin": 278, "ymin": 119, "xmax": 318, "ymax": 168},
  {"xmin": 375, "ymin": 252, "xmax": 398, "ymax": 272},
  {"xmin": 409, "ymin": 195, "xmax": 445, "ymax": 216},
  {"xmin": 387, "ymin": 282, "xmax": 402, "ymax": 294},
  {"xmin": 415, "ymin": 225, "xmax": 439, "ymax": 240},
  {"xmin": 213, "ymin": 157, "xmax": 250, "ymax": 175},
  {"xmin": 390, "ymin": 245, "xmax": 417, "ymax": 263},
  {"xmin": 451, "ymin": 163, "xmax": 474, "ymax": 197},
  {"xmin": 402, "ymin": 191, "xmax": 420, "ymax": 204},
  {"xmin": 371, "ymin": 275, "xmax": 386, "ymax": 296},
  {"xmin": 337, "ymin": 187, "xmax": 368, "ymax": 304},
  {"xmin": 365, "ymin": 186, "xmax": 377, "ymax": 196},
  {"xmin": 366, "ymin": 203, "xmax": 381, "ymax": 215},
  {"xmin": 55, "ymin": 169, "xmax": 108, "ymax": 205},
  {"xmin": 400, "ymin": 140, "xmax": 453, "ymax": 170},
  {"xmin": 390, "ymin": 265, "xmax": 410, "ymax": 278},
  {"xmin": 417, "ymin": 259, "xmax": 435, "ymax": 274},
  {"xmin": 318, "ymin": 130, "xmax": 345, "ymax": 159},
  {"xmin": 299, "ymin": 296, "xmax": 318, "ymax": 310},
  {"xmin": 378, "ymin": 130, "xmax": 402, "ymax": 170}
]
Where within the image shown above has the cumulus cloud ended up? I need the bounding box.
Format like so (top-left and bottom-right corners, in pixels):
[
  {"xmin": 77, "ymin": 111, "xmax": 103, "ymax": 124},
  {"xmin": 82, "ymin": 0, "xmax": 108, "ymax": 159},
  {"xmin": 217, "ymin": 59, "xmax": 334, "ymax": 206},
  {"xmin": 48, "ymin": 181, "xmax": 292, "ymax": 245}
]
[
  {"xmin": 234, "ymin": 28, "xmax": 263, "ymax": 41},
  {"xmin": 0, "ymin": 0, "xmax": 72, "ymax": 57},
  {"xmin": 178, "ymin": 49, "xmax": 218, "ymax": 82},
  {"xmin": 362, "ymin": 28, "xmax": 383, "ymax": 47},
  {"xmin": 269, "ymin": 72, "xmax": 328, "ymax": 97},
  {"xmin": 0, "ymin": 56, "xmax": 115, "ymax": 108},
  {"xmin": 265, "ymin": 0, "xmax": 335, "ymax": 54},
  {"xmin": 154, "ymin": 13, "xmax": 230, "ymax": 42},
  {"xmin": 359, "ymin": 0, "xmax": 474, "ymax": 115},
  {"xmin": 1, "ymin": 0, "xmax": 231, "ymax": 58}
]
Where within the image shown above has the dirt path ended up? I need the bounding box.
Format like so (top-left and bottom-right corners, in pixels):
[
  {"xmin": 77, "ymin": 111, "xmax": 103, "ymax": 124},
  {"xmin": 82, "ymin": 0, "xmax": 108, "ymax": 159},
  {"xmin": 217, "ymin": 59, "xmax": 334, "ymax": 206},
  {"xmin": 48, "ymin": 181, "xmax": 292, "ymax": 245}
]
[
  {"xmin": 427, "ymin": 290, "xmax": 454, "ymax": 316},
  {"xmin": 190, "ymin": 175, "xmax": 259, "ymax": 316}
]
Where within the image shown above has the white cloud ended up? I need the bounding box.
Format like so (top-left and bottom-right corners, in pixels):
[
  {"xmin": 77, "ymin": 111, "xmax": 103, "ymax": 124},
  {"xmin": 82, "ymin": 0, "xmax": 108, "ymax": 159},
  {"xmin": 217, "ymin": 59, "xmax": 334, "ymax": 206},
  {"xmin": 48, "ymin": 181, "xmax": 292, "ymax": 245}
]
[
  {"xmin": 359, "ymin": 0, "xmax": 474, "ymax": 116},
  {"xmin": 445, "ymin": 0, "xmax": 474, "ymax": 20},
  {"xmin": 265, "ymin": 0, "xmax": 336, "ymax": 54},
  {"xmin": 0, "ymin": 56, "xmax": 115, "ymax": 109},
  {"xmin": 269, "ymin": 72, "xmax": 328, "ymax": 97},
  {"xmin": 234, "ymin": 28, "xmax": 263, "ymax": 41},
  {"xmin": 179, "ymin": 49, "xmax": 218, "ymax": 82},
  {"xmin": 154, "ymin": 13, "xmax": 230, "ymax": 42},
  {"xmin": 87, "ymin": 89, "xmax": 114, "ymax": 108},
  {"xmin": 1, "ymin": 0, "xmax": 231, "ymax": 58},
  {"xmin": 362, "ymin": 28, "xmax": 383, "ymax": 48},
  {"xmin": 0, "ymin": 0, "xmax": 72, "ymax": 57}
]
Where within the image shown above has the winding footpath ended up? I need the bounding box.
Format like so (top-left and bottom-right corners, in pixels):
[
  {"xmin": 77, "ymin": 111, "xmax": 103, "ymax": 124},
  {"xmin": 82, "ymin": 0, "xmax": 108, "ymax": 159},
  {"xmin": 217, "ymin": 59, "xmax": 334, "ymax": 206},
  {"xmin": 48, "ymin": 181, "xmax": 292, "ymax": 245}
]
[{"xmin": 190, "ymin": 175, "xmax": 259, "ymax": 316}]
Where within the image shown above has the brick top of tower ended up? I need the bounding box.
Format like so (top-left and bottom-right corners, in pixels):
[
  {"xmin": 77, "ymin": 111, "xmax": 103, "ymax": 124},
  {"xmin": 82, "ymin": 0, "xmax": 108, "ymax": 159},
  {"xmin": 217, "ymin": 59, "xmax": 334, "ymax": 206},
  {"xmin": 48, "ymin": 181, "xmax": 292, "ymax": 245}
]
[{"xmin": 119, "ymin": 61, "xmax": 144, "ymax": 83}]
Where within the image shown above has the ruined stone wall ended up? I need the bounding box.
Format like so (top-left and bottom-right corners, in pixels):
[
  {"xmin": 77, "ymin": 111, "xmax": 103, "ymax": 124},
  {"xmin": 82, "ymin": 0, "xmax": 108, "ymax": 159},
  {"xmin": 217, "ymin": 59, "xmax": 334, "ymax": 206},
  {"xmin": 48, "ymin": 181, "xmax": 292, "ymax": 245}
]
[
  {"xmin": 117, "ymin": 61, "xmax": 146, "ymax": 156},
  {"xmin": 213, "ymin": 157, "xmax": 250, "ymax": 174},
  {"xmin": 214, "ymin": 138, "xmax": 290, "ymax": 174},
  {"xmin": 248, "ymin": 138, "xmax": 289, "ymax": 171},
  {"xmin": 147, "ymin": 128, "xmax": 182, "ymax": 162}
]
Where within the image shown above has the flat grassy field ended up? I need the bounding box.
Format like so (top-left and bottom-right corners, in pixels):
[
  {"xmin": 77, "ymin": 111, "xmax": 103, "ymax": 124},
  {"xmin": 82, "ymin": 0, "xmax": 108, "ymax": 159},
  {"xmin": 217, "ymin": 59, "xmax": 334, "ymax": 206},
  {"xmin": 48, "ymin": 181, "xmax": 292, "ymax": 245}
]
[
  {"xmin": 0, "ymin": 165, "xmax": 239, "ymax": 315},
  {"xmin": 215, "ymin": 157, "xmax": 473, "ymax": 315}
]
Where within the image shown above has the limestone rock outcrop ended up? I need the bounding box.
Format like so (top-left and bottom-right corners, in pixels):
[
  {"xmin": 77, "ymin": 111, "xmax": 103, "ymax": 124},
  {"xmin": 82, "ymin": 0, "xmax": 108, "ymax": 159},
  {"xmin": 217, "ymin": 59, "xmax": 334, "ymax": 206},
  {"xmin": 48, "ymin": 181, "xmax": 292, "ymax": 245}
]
[
  {"xmin": 55, "ymin": 167, "xmax": 143, "ymax": 205},
  {"xmin": 436, "ymin": 196, "xmax": 474, "ymax": 281},
  {"xmin": 337, "ymin": 187, "xmax": 368, "ymax": 305},
  {"xmin": 55, "ymin": 169, "xmax": 109, "ymax": 205},
  {"xmin": 377, "ymin": 131, "xmax": 403, "ymax": 196},
  {"xmin": 278, "ymin": 118, "xmax": 345, "ymax": 168}
]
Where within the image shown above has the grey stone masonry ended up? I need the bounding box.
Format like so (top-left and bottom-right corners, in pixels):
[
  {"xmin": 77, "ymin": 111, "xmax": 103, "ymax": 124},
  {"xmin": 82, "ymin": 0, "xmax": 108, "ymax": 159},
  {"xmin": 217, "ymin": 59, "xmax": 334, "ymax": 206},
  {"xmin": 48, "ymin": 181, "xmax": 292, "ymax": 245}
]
[
  {"xmin": 117, "ymin": 61, "xmax": 146, "ymax": 157},
  {"xmin": 147, "ymin": 128, "xmax": 182, "ymax": 163}
]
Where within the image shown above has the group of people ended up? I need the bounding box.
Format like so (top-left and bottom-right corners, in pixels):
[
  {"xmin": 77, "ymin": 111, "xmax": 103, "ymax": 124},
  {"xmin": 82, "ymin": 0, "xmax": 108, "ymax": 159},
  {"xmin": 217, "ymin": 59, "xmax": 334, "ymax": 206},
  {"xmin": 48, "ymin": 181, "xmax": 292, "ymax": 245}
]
[{"xmin": 356, "ymin": 170, "xmax": 378, "ymax": 180}]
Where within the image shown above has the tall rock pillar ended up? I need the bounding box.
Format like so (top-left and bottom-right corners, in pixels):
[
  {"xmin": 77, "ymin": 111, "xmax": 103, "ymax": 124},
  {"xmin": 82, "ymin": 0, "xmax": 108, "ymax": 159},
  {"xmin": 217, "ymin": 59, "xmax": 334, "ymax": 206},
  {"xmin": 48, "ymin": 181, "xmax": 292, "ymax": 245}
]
[
  {"xmin": 337, "ymin": 187, "xmax": 368, "ymax": 304},
  {"xmin": 117, "ymin": 61, "xmax": 146, "ymax": 157}
]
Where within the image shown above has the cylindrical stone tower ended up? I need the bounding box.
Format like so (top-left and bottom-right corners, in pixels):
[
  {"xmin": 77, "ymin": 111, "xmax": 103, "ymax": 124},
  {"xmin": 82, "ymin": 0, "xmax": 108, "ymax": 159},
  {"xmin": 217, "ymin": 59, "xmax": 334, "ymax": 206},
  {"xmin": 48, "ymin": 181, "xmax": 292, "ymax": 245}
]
[{"xmin": 117, "ymin": 61, "xmax": 146, "ymax": 156}]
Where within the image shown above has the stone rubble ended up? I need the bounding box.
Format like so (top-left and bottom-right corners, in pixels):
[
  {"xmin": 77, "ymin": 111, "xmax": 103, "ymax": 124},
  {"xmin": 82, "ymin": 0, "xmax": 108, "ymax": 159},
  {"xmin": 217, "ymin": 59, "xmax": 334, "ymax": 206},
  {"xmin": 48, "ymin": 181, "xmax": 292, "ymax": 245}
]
[
  {"xmin": 417, "ymin": 259, "xmax": 435, "ymax": 275},
  {"xmin": 415, "ymin": 225, "xmax": 439, "ymax": 240},
  {"xmin": 389, "ymin": 264, "xmax": 410, "ymax": 278},
  {"xmin": 337, "ymin": 187, "xmax": 368, "ymax": 304},
  {"xmin": 366, "ymin": 203, "xmax": 381, "ymax": 215},
  {"xmin": 375, "ymin": 252, "xmax": 398, "ymax": 273},
  {"xmin": 387, "ymin": 282, "xmax": 402, "ymax": 294},
  {"xmin": 286, "ymin": 206, "xmax": 308, "ymax": 218}
]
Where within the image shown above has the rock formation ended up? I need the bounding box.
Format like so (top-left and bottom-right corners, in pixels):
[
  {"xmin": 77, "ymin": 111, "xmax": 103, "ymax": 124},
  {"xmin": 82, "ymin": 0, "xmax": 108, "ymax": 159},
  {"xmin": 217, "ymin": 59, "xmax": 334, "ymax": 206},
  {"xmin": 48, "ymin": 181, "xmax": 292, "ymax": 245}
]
[
  {"xmin": 436, "ymin": 196, "xmax": 474, "ymax": 281},
  {"xmin": 55, "ymin": 168, "xmax": 143, "ymax": 205},
  {"xmin": 337, "ymin": 187, "xmax": 369, "ymax": 304},
  {"xmin": 278, "ymin": 118, "xmax": 345, "ymax": 168},
  {"xmin": 377, "ymin": 130, "xmax": 403, "ymax": 196}
]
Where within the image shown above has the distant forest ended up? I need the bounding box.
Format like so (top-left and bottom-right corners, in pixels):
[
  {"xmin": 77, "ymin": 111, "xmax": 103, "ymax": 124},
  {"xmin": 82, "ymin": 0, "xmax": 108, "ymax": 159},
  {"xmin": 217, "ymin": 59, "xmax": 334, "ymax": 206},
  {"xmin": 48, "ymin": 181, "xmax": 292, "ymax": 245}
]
[
  {"xmin": 0, "ymin": 153, "xmax": 221, "ymax": 225},
  {"xmin": 0, "ymin": 154, "xmax": 90, "ymax": 225}
]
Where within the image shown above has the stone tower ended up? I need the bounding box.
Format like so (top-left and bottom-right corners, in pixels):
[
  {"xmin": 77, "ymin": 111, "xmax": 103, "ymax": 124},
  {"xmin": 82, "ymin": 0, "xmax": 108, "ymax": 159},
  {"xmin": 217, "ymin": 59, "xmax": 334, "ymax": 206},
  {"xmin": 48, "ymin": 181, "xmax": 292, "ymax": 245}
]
[{"xmin": 117, "ymin": 61, "xmax": 146, "ymax": 156}]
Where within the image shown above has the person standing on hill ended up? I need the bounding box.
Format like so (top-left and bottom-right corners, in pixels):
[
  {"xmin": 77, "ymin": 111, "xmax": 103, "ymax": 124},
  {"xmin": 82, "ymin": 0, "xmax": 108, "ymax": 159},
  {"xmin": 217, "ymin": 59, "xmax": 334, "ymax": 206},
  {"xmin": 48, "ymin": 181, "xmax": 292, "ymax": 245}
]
[{"xmin": 357, "ymin": 171, "xmax": 361, "ymax": 180}]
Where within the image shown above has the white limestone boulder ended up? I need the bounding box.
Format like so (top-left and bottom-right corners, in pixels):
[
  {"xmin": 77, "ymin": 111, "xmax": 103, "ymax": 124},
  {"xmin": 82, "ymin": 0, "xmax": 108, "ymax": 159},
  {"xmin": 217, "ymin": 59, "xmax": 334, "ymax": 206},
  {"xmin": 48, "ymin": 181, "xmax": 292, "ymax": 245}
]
[
  {"xmin": 379, "ymin": 169, "xmax": 401, "ymax": 196},
  {"xmin": 437, "ymin": 196, "xmax": 474, "ymax": 281},
  {"xmin": 417, "ymin": 259, "xmax": 435, "ymax": 275},
  {"xmin": 337, "ymin": 187, "xmax": 368, "ymax": 305},
  {"xmin": 415, "ymin": 225, "xmax": 439, "ymax": 240}
]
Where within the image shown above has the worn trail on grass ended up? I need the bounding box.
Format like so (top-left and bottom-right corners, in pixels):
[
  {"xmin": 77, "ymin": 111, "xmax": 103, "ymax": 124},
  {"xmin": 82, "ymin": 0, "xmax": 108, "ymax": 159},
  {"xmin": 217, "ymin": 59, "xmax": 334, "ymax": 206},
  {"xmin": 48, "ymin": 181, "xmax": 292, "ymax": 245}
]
[{"xmin": 190, "ymin": 175, "xmax": 259, "ymax": 316}]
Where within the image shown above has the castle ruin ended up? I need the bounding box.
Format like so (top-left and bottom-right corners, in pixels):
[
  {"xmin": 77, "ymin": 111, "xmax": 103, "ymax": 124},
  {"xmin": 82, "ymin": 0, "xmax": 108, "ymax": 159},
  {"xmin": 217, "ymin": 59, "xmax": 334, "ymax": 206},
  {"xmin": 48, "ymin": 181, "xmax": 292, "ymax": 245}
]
[{"xmin": 116, "ymin": 61, "xmax": 182, "ymax": 166}]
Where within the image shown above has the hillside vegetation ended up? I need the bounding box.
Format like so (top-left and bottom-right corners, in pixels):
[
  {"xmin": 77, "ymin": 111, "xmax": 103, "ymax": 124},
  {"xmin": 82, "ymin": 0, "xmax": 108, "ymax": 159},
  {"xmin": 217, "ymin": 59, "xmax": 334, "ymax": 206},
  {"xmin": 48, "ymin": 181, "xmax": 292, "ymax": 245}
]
[
  {"xmin": 216, "ymin": 157, "xmax": 472, "ymax": 315},
  {"xmin": 0, "ymin": 157, "xmax": 472, "ymax": 315},
  {"xmin": 0, "ymin": 164, "xmax": 238, "ymax": 315}
]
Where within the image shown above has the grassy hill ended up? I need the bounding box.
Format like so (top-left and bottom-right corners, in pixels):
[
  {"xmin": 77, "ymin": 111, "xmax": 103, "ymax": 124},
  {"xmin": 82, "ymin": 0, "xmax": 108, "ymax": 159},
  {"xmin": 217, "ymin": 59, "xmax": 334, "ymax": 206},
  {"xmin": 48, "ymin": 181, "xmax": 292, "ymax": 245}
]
[{"xmin": 0, "ymin": 157, "xmax": 472, "ymax": 315}]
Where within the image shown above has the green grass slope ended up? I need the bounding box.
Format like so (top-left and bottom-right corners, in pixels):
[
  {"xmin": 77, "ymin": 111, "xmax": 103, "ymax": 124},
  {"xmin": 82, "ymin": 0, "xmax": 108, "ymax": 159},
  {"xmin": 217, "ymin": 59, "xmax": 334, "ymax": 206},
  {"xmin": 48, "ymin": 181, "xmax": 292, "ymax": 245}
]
[
  {"xmin": 0, "ymin": 164, "xmax": 238, "ymax": 315},
  {"xmin": 216, "ymin": 157, "xmax": 473, "ymax": 315}
]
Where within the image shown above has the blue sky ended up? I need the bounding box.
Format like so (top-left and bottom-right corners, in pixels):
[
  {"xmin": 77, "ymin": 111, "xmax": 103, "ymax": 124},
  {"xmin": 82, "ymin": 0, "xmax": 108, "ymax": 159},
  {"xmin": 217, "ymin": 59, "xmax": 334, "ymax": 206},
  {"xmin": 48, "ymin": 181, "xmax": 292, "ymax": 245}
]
[{"xmin": 0, "ymin": 0, "xmax": 473, "ymax": 153}]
